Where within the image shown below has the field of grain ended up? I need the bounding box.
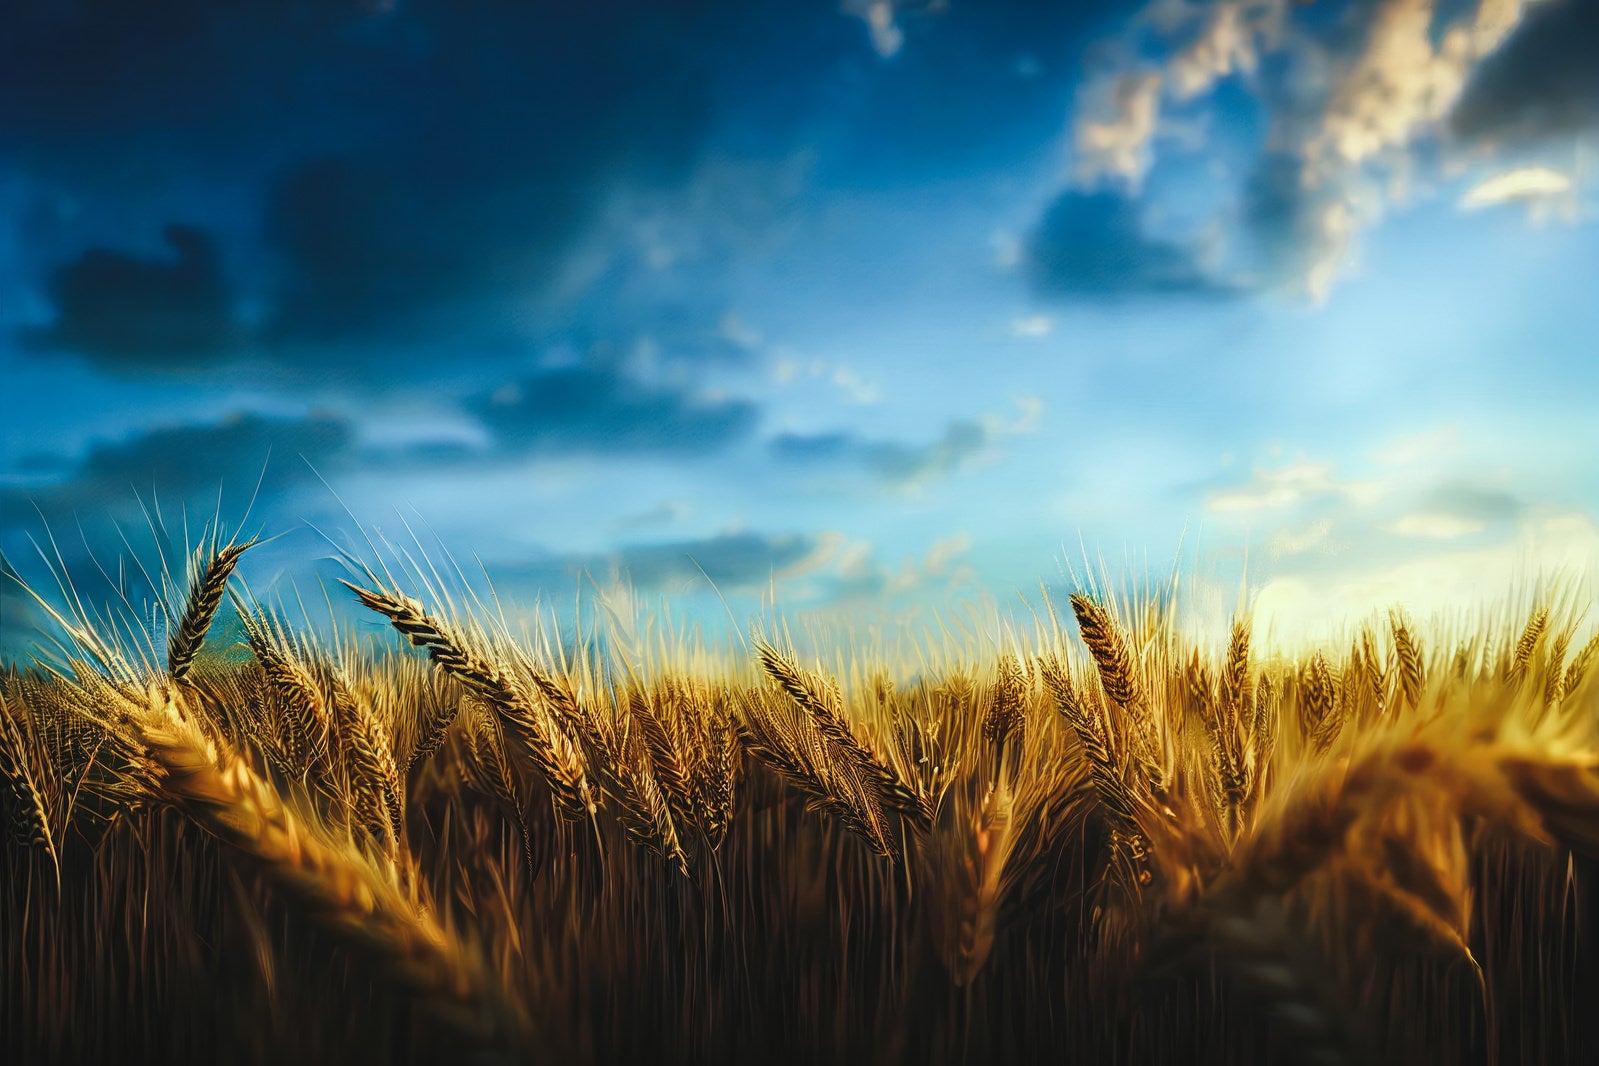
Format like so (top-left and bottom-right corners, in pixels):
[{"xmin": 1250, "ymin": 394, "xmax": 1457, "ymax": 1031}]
[{"xmin": 3, "ymin": 534, "xmax": 1597, "ymax": 1065}]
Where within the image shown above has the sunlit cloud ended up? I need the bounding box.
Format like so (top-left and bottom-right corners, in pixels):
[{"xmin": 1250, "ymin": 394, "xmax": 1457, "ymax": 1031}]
[
  {"xmin": 1065, "ymin": 0, "xmax": 1571, "ymax": 298},
  {"xmin": 1254, "ymin": 511, "xmax": 1599, "ymax": 645},
  {"xmin": 1459, "ymin": 165, "xmax": 1579, "ymax": 222},
  {"xmin": 1207, "ymin": 459, "xmax": 1384, "ymax": 515},
  {"xmin": 1386, "ymin": 512, "xmax": 1488, "ymax": 539},
  {"xmin": 842, "ymin": 0, "xmax": 906, "ymax": 59}
]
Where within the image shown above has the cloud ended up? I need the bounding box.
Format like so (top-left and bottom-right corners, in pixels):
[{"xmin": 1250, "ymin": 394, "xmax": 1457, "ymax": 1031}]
[
  {"xmin": 772, "ymin": 419, "xmax": 990, "ymax": 487},
  {"xmin": 1194, "ymin": 437, "xmax": 1595, "ymax": 647},
  {"xmin": 1451, "ymin": 0, "xmax": 1599, "ymax": 144},
  {"xmin": 843, "ymin": 0, "xmax": 906, "ymax": 59},
  {"xmin": 1459, "ymin": 165, "xmax": 1573, "ymax": 207},
  {"xmin": 1417, "ymin": 483, "xmax": 1524, "ymax": 524},
  {"xmin": 1385, "ymin": 512, "xmax": 1486, "ymax": 539},
  {"xmin": 0, "ymin": 411, "xmax": 355, "ymax": 558},
  {"xmin": 1164, "ymin": 0, "xmax": 1283, "ymax": 100},
  {"xmin": 1458, "ymin": 165, "xmax": 1579, "ymax": 221},
  {"xmin": 1027, "ymin": 190, "xmax": 1230, "ymax": 297},
  {"xmin": 801, "ymin": 532, "xmax": 978, "ymax": 606},
  {"xmin": 1071, "ymin": 1, "xmax": 1287, "ymax": 187},
  {"xmin": 1073, "ymin": 71, "xmax": 1164, "ymax": 188},
  {"xmin": 468, "ymin": 366, "xmax": 757, "ymax": 457},
  {"xmin": 1254, "ymin": 0, "xmax": 1528, "ymax": 294},
  {"xmin": 1238, "ymin": 151, "xmax": 1358, "ymax": 299},
  {"xmin": 1206, "ymin": 459, "xmax": 1384, "ymax": 514},
  {"xmin": 770, "ymin": 355, "xmax": 881, "ymax": 404},
  {"xmin": 1010, "ymin": 314, "xmax": 1055, "ymax": 337},
  {"xmin": 1304, "ymin": 0, "xmax": 1514, "ymax": 173},
  {"xmin": 31, "ymin": 225, "xmax": 244, "ymax": 368},
  {"xmin": 610, "ymin": 532, "xmax": 821, "ymax": 590},
  {"xmin": 611, "ymin": 500, "xmax": 691, "ymax": 533},
  {"xmin": 9, "ymin": 3, "xmax": 720, "ymax": 364},
  {"xmin": 772, "ymin": 397, "xmax": 1040, "ymax": 489},
  {"xmin": 1075, "ymin": 0, "xmax": 1572, "ymax": 297},
  {"xmin": 494, "ymin": 530, "xmax": 824, "ymax": 596},
  {"xmin": 1253, "ymin": 511, "xmax": 1599, "ymax": 646}
]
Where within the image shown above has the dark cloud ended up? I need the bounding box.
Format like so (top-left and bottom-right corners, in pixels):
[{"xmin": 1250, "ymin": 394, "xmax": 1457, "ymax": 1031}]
[
  {"xmin": 28, "ymin": 225, "xmax": 243, "ymax": 369},
  {"xmin": 468, "ymin": 367, "xmax": 757, "ymax": 457},
  {"xmin": 1451, "ymin": 0, "xmax": 1599, "ymax": 145},
  {"xmin": 254, "ymin": 5, "xmax": 715, "ymax": 347},
  {"xmin": 1236, "ymin": 151, "xmax": 1340, "ymax": 289},
  {"xmin": 1, "ymin": 411, "xmax": 353, "ymax": 534},
  {"xmin": 1026, "ymin": 191, "xmax": 1230, "ymax": 297},
  {"xmin": 771, "ymin": 420, "xmax": 989, "ymax": 485},
  {"xmin": 494, "ymin": 531, "xmax": 818, "ymax": 594},
  {"xmin": 8, "ymin": 2, "xmax": 719, "ymax": 365}
]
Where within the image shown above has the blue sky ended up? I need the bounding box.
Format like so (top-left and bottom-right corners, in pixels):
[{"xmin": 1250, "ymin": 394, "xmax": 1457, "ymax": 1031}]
[{"xmin": 3, "ymin": 0, "xmax": 1597, "ymax": 656}]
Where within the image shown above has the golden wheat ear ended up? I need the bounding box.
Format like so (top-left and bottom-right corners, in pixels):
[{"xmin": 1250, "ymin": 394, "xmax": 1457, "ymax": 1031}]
[
  {"xmin": 751, "ymin": 641, "xmax": 904, "ymax": 857},
  {"xmin": 0, "ymin": 691, "xmax": 59, "ymax": 885},
  {"xmin": 168, "ymin": 536, "xmax": 257, "ymax": 680},
  {"xmin": 124, "ymin": 684, "xmax": 530, "ymax": 1051}
]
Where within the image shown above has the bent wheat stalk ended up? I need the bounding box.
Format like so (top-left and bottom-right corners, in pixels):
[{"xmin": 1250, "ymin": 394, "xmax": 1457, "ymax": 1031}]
[{"xmin": 125, "ymin": 685, "xmax": 528, "ymax": 1049}]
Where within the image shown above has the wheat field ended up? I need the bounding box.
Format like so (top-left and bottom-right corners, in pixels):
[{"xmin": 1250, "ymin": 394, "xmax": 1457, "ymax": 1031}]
[{"xmin": 3, "ymin": 533, "xmax": 1597, "ymax": 1065}]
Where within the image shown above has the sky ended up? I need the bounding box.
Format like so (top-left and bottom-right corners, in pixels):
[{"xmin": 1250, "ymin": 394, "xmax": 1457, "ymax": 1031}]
[{"xmin": 2, "ymin": 0, "xmax": 1597, "ymax": 658}]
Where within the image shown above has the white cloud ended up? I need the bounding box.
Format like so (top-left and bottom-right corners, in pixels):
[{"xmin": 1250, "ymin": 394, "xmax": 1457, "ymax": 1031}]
[
  {"xmin": 1073, "ymin": 0, "xmax": 1553, "ymax": 296},
  {"xmin": 1207, "ymin": 459, "xmax": 1383, "ymax": 514},
  {"xmin": 1167, "ymin": 0, "xmax": 1280, "ymax": 100},
  {"xmin": 980, "ymin": 395, "xmax": 1046, "ymax": 437},
  {"xmin": 1010, "ymin": 314, "xmax": 1055, "ymax": 338},
  {"xmin": 1386, "ymin": 511, "xmax": 1486, "ymax": 539},
  {"xmin": 1189, "ymin": 434, "xmax": 1597, "ymax": 649},
  {"xmin": 831, "ymin": 365, "xmax": 881, "ymax": 405},
  {"xmin": 1460, "ymin": 165, "xmax": 1572, "ymax": 206},
  {"xmin": 776, "ymin": 531, "xmax": 845, "ymax": 582},
  {"xmin": 924, "ymin": 532, "xmax": 974, "ymax": 576},
  {"xmin": 843, "ymin": 0, "xmax": 904, "ymax": 59},
  {"xmin": 1307, "ymin": 0, "xmax": 1512, "ymax": 171},
  {"xmin": 770, "ymin": 353, "xmax": 881, "ymax": 404},
  {"xmin": 1074, "ymin": 71, "xmax": 1164, "ymax": 187},
  {"xmin": 1459, "ymin": 165, "xmax": 1580, "ymax": 222},
  {"xmin": 818, "ymin": 532, "xmax": 979, "ymax": 605},
  {"xmin": 1254, "ymin": 511, "xmax": 1599, "ymax": 647}
]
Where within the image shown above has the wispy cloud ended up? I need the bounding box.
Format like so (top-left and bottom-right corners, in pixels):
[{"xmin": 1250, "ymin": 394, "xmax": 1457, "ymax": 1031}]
[
  {"xmin": 843, "ymin": 0, "xmax": 906, "ymax": 59},
  {"xmin": 468, "ymin": 366, "xmax": 758, "ymax": 457},
  {"xmin": 772, "ymin": 398, "xmax": 1042, "ymax": 490},
  {"xmin": 1068, "ymin": 0, "xmax": 1581, "ymax": 299},
  {"xmin": 1198, "ymin": 429, "xmax": 1599, "ymax": 643},
  {"xmin": 1459, "ymin": 165, "xmax": 1579, "ymax": 222},
  {"xmin": 1073, "ymin": 71, "xmax": 1164, "ymax": 188},
  {"xmin": 1207, "ymin": 459, "xmax": 1383, "ymax": 515}
]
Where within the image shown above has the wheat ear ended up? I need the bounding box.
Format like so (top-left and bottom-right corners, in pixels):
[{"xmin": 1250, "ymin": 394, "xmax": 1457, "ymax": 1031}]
[
  {"xmin": 167, "ymin": 537, "xmax": 255, "ymax": 680},
  {"xmin": 128, "ymin": 685, "xmax": 527, "ymax": 1048}
]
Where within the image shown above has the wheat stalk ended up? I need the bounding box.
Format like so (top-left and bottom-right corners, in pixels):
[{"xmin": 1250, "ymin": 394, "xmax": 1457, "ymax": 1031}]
[
  {"xmin": 168, "ymin": 538, "xmax": 254, "ymax": 680},
  {"xmin": 122, "ymin": 683, "xmax": 528, "ymax": 1049}
]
